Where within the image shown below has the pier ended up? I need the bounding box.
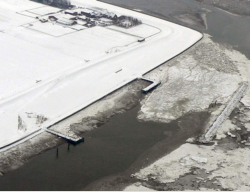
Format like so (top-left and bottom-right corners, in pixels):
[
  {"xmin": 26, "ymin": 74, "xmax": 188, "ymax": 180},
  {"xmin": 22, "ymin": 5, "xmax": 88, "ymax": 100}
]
[
  {"xmin": 42, "ymin": 128, "xmax": 82, "ymax": 142},
  {"xmin": 141, "ymin": 77, "xmax": 161, "ymax": 93}
]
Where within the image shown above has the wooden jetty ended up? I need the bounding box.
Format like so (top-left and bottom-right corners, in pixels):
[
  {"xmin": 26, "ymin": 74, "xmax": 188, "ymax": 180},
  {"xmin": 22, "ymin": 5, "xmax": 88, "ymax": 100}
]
[{"xmin": 42, "ymin": 128, "xmax": 82, "ymax": 142}]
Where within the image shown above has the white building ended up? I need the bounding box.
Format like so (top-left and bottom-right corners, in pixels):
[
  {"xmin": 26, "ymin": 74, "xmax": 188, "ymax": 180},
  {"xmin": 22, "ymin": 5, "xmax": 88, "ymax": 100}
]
[
  {"xmin": 56, "ymin": 18, "xmax": 77, "ymax": 26},
  {"xmin": 65, "ymin": 9, "xmax": 82, "ymax": 16},
  {"xmin": 98, "ymin": 18, "xmax": 113, "ymax": 25},
  {"xmin": 78, "ymin": 15, "xmax": 87, "ymax": 21}
]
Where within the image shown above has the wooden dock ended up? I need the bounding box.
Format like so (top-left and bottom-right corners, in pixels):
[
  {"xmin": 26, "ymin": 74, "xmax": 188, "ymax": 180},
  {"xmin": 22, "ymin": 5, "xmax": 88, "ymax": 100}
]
[{"xmin": 42, "ymin": 128, "xmax": 82, "ymax": 142}]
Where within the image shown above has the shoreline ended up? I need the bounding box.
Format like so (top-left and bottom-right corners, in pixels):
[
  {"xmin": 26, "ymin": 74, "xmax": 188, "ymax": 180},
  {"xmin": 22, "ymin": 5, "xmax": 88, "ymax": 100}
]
[{"xmin": 2, "ymin": 0, "xmax": 250, "ymax": 190}]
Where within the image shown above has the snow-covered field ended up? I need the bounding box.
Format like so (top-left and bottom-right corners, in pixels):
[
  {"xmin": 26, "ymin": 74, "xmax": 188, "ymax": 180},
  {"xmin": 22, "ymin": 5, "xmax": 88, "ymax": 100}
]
[
  {"xmin": 23, "ymin": 21, "xmax": 76, "ymax": 36},
  {"xmin": 26, "ymin": 6, "xmax": 61, "ymax": 16},
  {"xmin": 107, "ymin": 24, "xmax": 161, "ymax": 38},
  {"xmin": 0, "ymin": 0, "xmax": 202, "ymax": 150}
]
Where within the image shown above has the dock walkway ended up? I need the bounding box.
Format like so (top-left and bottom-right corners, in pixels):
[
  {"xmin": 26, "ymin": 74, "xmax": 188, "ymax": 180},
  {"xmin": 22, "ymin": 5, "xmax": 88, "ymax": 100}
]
[{"xmin": 42, "ymin": 128, "xmax": 82, "ymax": 142}]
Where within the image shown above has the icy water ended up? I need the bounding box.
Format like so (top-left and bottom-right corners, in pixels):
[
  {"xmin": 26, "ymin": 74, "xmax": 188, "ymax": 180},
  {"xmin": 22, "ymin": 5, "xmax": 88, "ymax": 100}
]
[
  {"xmin": 1, "ymin": 0, "xmax": 250, "ymax": 190},
  {"xmin": 0, "ymin": 106, "xmax": 181, "ymax": 190},
  {"xmin": 0, "ymin": 102, "xmax": 208, "ymax": 190}
]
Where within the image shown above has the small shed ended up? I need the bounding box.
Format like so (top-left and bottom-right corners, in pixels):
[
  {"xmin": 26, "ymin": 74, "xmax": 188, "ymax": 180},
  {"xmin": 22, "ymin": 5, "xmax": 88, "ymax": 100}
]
[
  {"xmin": 40, "ymin": 18, "xmax": 48, "ymax": 23},
  {"xmin": 48, "ymin": 16, "xmax": 58, "ymax": 21}
]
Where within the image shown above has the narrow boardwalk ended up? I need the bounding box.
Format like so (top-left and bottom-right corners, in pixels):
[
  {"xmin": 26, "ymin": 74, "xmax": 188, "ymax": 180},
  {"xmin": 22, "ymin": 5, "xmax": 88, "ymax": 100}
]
[{"xmin": 205, "ymin": 82, "xmax": 248, "ymax": 141}]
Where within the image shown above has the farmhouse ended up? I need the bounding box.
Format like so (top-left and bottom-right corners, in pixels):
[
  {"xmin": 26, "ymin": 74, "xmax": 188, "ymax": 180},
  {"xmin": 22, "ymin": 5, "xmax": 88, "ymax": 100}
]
[
  {"xmin": 81, "ymin": 9, "xmax": 95, "ymax": 17},
  {"xmin": 103, "ymin": 12, "xmax": 117, "ymax": 20},
  {"xmin": 65, "ymin": 9, "xmax": 82, "ymax": 16},
  {"xmin": 56, "ymin": 18, "xmax": 77, "ymax": 26},
  {"xmin": 93, "ymin": 11, "xmax": 102, "ymax": 18}
]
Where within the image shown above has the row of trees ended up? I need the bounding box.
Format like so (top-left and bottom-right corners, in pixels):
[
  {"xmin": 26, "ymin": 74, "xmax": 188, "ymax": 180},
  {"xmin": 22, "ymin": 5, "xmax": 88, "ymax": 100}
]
[
  {"xmin": 115, "ymin": 16, "xmax": 142, "ymax": 28},
  {"xmin": 35, "ymin": 0, "xmax": 71, "ymax": 8}
]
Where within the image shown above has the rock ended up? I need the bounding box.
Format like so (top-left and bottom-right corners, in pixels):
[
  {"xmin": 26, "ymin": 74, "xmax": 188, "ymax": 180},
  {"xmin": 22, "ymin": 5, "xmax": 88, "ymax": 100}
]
[
  {"xmin": 134, "ymin": 182, "xmax": 141, "ymax": 187},
  {"xmin": 227, "ymin": 132, "xmax": 236, "ymax": 138},
  {"xmin": 196, "ymin": 177, "xmax": 204, "ymax": 180},
  {"xmin": 193, "ymin": 171, "xmax": 198, "ymax": 175},
  {"xmin": 0, "ymin": 172, "xmax": 3, "ymax": 176},
  {"xmin": 246, "ymin": 123, "xmax": 250, "ymax": 131},
  {"xmin": 191, "ymin": 156, "xmax": 208, "ymax": 163},
  {"xmin": 186, "ymin": 137, "xmax": 196, "ymax": 143}
]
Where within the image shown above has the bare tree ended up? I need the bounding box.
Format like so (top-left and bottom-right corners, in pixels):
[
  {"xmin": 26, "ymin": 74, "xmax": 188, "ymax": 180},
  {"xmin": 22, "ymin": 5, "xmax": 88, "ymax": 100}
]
[{"xmin": 40, "ymin": 0, "xmax": 71, "ymax": 8}]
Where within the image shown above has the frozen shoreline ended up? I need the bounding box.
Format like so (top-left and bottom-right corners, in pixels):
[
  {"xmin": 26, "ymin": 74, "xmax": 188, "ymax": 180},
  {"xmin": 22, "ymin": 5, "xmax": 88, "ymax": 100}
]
[{"xmin": 126, "ymin": 34, "xmax": 250, "ymax": 191}]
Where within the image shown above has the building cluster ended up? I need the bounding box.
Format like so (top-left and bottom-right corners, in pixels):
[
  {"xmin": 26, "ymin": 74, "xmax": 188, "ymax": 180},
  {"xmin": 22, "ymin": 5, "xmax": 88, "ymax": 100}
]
[
  {"xmin": 64, "ymin": 8, "xmax": 118, "ymax": 27},
  {"xmin": 38, "ymin": 7, "xmax": 142, "ymax": 29}
]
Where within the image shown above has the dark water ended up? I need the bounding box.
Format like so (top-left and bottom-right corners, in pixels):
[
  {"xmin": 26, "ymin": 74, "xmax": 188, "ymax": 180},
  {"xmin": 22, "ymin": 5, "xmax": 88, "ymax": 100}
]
[
  {"xmin": 0, "ymin": 106, "xmax": 180, "ymax": 190},
  {"xmin": 206, "ymin": 10, "xmax": 250, "ymax": 58},
  {"xmin": 1, "ymin": 0, "xmax": 250, "ymax": 190}
]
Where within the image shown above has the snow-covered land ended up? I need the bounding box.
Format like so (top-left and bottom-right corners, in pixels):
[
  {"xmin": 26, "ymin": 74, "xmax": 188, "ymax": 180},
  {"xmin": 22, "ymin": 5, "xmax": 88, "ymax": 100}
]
[{"xmin": 0, "ymin": 0, "xmax": 202, "ymax": 150}]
